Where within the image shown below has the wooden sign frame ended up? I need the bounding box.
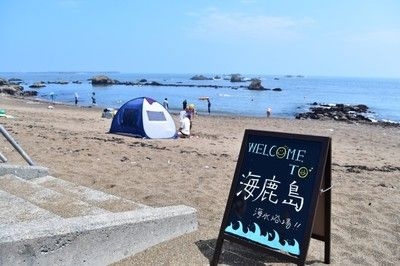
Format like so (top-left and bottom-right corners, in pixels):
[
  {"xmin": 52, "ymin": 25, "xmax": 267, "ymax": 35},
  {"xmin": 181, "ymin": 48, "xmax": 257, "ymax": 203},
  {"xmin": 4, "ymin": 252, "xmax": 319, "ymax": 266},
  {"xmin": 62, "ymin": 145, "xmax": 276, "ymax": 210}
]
[{"xmin": 212, "ymin": 130, "xmax": 331, "ymax": 265}]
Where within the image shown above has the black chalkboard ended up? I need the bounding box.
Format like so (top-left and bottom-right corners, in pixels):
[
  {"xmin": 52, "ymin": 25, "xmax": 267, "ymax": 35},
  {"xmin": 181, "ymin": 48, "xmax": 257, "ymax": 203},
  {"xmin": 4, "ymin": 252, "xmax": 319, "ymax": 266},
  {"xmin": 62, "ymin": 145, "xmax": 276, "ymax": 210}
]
[{"xmin": 212, "ymin": 130, "xmax": 331, "ymax": 265}]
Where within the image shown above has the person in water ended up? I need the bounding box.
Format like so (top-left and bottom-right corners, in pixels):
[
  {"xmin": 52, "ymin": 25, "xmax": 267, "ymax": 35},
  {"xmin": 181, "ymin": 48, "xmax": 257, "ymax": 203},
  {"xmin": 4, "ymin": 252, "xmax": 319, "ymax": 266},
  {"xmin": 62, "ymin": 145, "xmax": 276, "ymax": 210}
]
[
  {"xmin": 163, "ymin": 98, "xmax": 169, "ymax": 110},
  {"xmin": 183, "ymin": 99, "xmax": 187, "ymax": 110},
  {"xmin": 91, "ymin": 92, "xmax": 96, "ymax": 105},
  {"xmin": 74, "ymin": 92, "xmax": 79, "ymax": 105},
  {"xmin": 266, "ymin": 107, "xmax": 272, "ymax": 118}
]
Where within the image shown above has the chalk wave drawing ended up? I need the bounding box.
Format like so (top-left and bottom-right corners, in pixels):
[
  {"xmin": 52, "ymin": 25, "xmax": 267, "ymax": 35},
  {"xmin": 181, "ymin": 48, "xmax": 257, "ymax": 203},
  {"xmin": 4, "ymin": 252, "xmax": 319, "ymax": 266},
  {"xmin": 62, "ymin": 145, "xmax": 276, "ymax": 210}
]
[{"xmin": 225, "ymin": 221, "xmax": 300, "ymax": 255}]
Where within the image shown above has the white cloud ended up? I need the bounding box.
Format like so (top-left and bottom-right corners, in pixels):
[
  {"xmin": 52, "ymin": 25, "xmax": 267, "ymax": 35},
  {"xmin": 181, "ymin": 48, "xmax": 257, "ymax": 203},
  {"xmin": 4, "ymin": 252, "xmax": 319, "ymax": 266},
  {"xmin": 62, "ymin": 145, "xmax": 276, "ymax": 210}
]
[{"xmin": 186, "ymin": 10, "xmax": 315, "ymax": 42}]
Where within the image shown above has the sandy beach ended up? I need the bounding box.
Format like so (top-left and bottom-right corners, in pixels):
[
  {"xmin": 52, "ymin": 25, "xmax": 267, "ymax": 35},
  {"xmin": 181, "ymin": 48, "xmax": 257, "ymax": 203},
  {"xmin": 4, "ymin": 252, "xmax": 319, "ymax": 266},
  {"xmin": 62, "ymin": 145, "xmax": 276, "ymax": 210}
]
[{"xmin": 0, "ymin": 94, "xmax": 399, "ymax": 265}]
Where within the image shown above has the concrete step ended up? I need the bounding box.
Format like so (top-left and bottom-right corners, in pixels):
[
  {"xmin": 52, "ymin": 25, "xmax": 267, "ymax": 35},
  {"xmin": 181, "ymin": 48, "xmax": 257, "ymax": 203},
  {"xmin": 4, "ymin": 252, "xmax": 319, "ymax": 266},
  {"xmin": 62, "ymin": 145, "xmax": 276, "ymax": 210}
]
[
  {"xmin": 0, "ymin": 174, "xmax": 111, "ymax": 218},
  {"xmin": 0, "ymin": 205, "xmax": 198, "ymax": 266},
  {"xmin": 0, "ymin": 190, "xmax": 61, "ymax": 226},
  {"xmin": 0, "ymin": 166, "xmax": 198, "ymax": 265},
  {"xmin": 32, "ymin": 175, "xmax": 148, "ymax": 212},
  {"xmin": 0, "ymin": 164, "xmax": 48, "ymax": 180}
]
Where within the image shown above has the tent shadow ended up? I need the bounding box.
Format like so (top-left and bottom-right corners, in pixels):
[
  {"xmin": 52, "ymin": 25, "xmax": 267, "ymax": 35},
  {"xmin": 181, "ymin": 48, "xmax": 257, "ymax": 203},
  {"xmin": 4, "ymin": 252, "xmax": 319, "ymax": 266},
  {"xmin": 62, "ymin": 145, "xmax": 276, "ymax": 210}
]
[{"xmin": 195, "ymin": 239, "xmax": 282, "ymax": 265}]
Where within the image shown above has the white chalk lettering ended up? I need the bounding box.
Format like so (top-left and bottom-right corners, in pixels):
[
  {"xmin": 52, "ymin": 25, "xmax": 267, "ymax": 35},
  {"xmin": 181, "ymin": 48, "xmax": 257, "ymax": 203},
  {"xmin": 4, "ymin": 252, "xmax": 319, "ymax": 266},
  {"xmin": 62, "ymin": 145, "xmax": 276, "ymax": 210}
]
[
  {"xmin": 256, "ymin": 143, "xmax": 264, "ymax": 154},
  {"xmin": 286, "ymin": 148, "xmax": 297, "ymax": 161},
  {"xmin": 248, "ymin": 143, "xmax": 306, "ymax": 163},
  {"xmin": 285, "ymin": 148, "xmax": 306, "ymax": 163},
  {"xmin": 282, "ymin": 181, "xmax": 304, "ymax": 212},
  {"xmin": 248, "ymin": 142, "xmax": 259, "ymax": 153},
  {"xmin": 288, "ymin": 164, "xmax": 300, "ymax": 175},
  {"xmin": 296, "ymin": 149, "xmax": 306, "ymax": 162},
  {"xmin": 269, "ymin": 145, "xmax": 277, "ymax": 157},
  {"xmin": 248, "ymin": 142, "xmax": 275, "ymax": 156}
]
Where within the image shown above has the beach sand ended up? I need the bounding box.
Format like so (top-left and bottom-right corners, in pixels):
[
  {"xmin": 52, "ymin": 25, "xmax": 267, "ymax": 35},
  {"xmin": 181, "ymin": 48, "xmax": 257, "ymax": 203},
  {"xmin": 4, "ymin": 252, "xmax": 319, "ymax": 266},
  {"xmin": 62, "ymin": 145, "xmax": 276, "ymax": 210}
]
[{"xmin": 0, "ymin": 94, "xmax": 399, "ymax": 265}]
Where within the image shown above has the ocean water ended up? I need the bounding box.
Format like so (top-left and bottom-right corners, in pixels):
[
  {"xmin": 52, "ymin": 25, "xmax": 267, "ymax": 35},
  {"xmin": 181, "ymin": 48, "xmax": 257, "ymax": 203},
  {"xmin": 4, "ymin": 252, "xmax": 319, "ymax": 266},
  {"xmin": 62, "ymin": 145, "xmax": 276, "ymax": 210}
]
[{"xmin": 1, "ymin": 72, "xmax": 399, "ymax": 122}]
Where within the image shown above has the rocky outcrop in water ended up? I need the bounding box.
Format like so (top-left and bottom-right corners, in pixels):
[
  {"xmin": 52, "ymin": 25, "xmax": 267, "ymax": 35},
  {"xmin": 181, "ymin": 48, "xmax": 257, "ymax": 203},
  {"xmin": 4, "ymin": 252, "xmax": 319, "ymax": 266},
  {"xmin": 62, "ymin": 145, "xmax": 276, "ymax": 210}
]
[
  {"xmin": 90, "ymin": 75, "xmax": 116, "ymax": 85},
  {"xmin": 21, "ymin": 74, "xmax": 283, "ymax": 92},
  {"xmin": 296, "ymin": 103, "xmax": 399, "ymax": 127},
  {"xmin": 8, "ymin": 78, "xmax": 24, "ymax": 85},
  {"xmin": 47, "ymin": 80, "xmax": 69, "ymax": 84},
  {"xmin": 0, "ymin": 77, "xmax": 37, "ymax": 96},
  {"xmin": 0, "ymin": 85, "xmax": 22, "ymax": 95},
  {"xmin": 190, "ymin": 75, "xmax": 212, "ymax": 80},
  {"xmin": 29, "ymin": 82, "xmax": 46, "ymax": 88},
  {"xmin": 1, "ymin": 78, "xmax": 24, "ymax": 94},
  {"xmin": 248, "ymin": 79, "xmax": 266, "ymax": 90},
  {"xmin": 230, "ymin": 74, "xmax": 244, "ymax": 82},
  {"xmin": 295, "ymin": 103, "xmax": 372, "ymax": 122},
  {"xmin": 0, "ymin": 78, "xmax": 7, "ymax": 86}
]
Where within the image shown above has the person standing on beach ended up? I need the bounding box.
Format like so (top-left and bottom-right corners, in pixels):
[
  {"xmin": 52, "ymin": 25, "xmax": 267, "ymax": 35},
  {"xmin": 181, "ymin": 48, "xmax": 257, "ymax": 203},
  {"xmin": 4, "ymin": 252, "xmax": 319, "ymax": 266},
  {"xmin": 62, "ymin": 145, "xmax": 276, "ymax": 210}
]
[
  {"xmin": 266, "ymin": 107, "xmax": 272, "ymax": 118},
  {"xmin": 183, "ymin": 99, "xmax": 187, "ymax": 110},
  {"xmin": 188, "ymin": 103, "xmax": 196, "ymax": 118},
  {"xmin": 74, "ymin": 92, "xmax": 79, "ymax": 106},
  {"xmin": 188, "ymin": 104, "xmax": 196, "ymax": 129},
  {"xmin": 50, "ymin": 92, "xmax": 55, "ymax": 103},
  {"xmin": 91, "ymin": 92, "xmax": 96, "ymax": 105},
  {"xmin": 207, "ymin": 98, "xmax": 211, "ymax": 115},
  {"xmin": 163, "ymin": 98, "xmax": 169, "ymax": 110}
]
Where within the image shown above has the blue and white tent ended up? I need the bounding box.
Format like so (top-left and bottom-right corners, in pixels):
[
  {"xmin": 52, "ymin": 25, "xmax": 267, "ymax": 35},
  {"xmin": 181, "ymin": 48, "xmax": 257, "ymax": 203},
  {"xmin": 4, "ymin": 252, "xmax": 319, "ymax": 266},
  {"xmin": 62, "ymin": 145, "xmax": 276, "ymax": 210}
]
[{"xmin": 109, "ymin": 97, "xmax": 177, "ymax": 139}]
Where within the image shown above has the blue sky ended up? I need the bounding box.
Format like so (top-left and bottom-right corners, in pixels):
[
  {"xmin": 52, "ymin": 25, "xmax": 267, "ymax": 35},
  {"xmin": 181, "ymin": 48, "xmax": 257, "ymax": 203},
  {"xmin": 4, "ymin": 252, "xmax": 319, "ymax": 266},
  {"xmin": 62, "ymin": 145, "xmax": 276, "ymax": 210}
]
[{"xmin": 1, "ymin": 0, "xmax": 399, "ymax": 78}]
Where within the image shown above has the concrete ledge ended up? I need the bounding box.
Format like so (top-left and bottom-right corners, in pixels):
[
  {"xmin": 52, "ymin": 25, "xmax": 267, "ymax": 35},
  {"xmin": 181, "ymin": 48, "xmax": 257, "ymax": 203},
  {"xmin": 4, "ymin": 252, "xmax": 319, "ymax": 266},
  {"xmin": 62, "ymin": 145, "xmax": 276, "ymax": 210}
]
[
  {"xmin": 0, "ymin": 164, "xmax": 48, "ymax": 180},
  {"xmin": 0, "ymin": 190, "xmax": 61, "ymax": 225},
  {"xmin": 0, "ymin": 205, "xmax": 198, "ymax": 266},
  {"xmin": 0, "ymin": 174, "xmax": 111, "ymax": 218},
  {"xmin": 32, "ymin": 175, "xmax": 148, "ymax": 212}
]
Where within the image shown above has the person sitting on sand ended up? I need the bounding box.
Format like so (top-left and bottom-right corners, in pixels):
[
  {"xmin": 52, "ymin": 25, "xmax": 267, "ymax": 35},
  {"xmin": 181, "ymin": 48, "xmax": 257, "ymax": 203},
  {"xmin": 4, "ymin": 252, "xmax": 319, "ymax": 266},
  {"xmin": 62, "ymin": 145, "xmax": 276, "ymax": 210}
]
[
  {"xmin": 179, "ymin": 107, "xmax": 188, "ymax": 120},
  {"xmin": 178, "ymin": 113, "xmax": 191, "ymax": 138}
]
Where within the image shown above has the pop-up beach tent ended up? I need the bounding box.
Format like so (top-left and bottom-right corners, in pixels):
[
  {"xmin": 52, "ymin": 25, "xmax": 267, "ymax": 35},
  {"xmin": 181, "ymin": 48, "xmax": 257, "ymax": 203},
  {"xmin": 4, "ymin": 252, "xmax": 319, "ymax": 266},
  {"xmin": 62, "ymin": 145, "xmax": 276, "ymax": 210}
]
[{"xmin": 109, "ymin": 97, "xmax": 177, "ymax": 139}]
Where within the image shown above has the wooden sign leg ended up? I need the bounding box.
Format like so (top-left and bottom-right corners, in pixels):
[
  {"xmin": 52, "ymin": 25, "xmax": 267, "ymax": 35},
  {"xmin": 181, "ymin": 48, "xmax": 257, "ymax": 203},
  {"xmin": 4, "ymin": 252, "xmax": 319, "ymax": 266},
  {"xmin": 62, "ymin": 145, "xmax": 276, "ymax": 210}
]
[
  {"xmin": 211, "ymin": 236, "xmax": 224, "ymax": 266},
  {"xmin": 324, "ymin": 145, "xmax": 332, "ymax": 264},
  {"xmin": 323, "ymin": 186, "xmax": 331, "ymax": 264}
]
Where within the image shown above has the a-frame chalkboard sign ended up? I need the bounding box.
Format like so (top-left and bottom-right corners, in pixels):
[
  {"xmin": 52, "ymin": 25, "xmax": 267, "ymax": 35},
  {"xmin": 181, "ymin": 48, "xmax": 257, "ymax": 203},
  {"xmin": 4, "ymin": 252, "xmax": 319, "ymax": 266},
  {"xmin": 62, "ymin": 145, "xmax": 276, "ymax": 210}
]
[{"xmin": 212, "ymin": 130, "xmax": 331, "ymax": 266}]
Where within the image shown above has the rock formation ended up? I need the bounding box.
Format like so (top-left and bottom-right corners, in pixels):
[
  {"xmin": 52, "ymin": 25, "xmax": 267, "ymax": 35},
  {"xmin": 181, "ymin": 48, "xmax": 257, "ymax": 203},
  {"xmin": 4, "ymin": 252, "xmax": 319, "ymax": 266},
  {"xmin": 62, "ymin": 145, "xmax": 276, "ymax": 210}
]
[
  {"xmin": 190, "ymin": 75, "xmax": 212, "ymax": 80},
  {"xmin": 230, "ymin": 74, "xmax": 243, "ymax": 82},
  {"xmin": 90, "ymin": 75, "xmax": 115, "ymax": 85},
  {"xmin": 29, "ymin": 82, "xmax": 46, "ymax": 88},
  {"xmin": 0, "ymin": 78, "xmax": 37, "ymax": 96},
  {"xmin": 295, "ymin": 103, "xmax": 372, "ymax": 122},
  {"xmin": 248, "ymin": 79, "xmax": 266, "ymax": 90}
]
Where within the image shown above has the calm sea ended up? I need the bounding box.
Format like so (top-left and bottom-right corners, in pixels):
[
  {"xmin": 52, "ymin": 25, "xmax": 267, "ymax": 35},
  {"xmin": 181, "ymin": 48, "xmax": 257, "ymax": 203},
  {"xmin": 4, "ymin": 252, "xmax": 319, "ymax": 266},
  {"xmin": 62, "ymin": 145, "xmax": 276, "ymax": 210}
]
[{"xmin": 1, "ymin": 72, "xmax": 399, "ymax": 122}]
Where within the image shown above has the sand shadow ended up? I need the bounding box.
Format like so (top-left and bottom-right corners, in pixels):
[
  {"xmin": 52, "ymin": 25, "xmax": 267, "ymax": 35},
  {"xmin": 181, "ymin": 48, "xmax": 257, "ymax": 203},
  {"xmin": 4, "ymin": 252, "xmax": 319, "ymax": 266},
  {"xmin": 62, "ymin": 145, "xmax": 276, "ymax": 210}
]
[
  {"xmin": 196, "ymin": 239, "xmax": 326, "ymax": 265},
  {"xmin": 195, "ymin": 239, "xmax": 281, "ymax": 265}
]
